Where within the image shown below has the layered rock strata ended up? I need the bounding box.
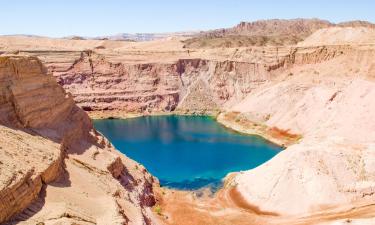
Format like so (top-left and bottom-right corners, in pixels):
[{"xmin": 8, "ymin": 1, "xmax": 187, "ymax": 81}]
[
  {"xmin": 1, "ymin": 26, "xmax": 375, "ymax": 223},
  {"xmin": 0, "ymin": 56, "xmax": 156, "ymax": 224},
  {"xmin": 0, "ymin": 35, "xmax": 359, "ymax": 116},
  {"xmin": 48, "ymin": 45, "xmax": 360, "ymax": 115}
]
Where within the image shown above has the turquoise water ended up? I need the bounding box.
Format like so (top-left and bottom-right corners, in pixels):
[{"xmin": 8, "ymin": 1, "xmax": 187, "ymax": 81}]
[{"xmin": 94, "ymin": 116, "xmax": 282, "ymax": 190}]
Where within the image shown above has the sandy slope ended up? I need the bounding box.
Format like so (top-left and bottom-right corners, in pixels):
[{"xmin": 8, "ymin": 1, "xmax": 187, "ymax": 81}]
[
  {"xmin": 298, "ymin": 27, "xmax": 375, "ymax": 46},
  {"xmin": 220, "ymin": 35, "xmax": 375, "ymax": 217}
]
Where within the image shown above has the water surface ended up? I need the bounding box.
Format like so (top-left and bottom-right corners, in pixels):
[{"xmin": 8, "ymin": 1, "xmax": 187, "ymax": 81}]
[{"xmin": 94, "ymin": 116, "xmax": 281, "ymax": 190}]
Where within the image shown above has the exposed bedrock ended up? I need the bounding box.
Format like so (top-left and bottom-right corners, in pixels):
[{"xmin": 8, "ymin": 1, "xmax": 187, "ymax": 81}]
[
  {"xmin": 53, "ymin": 52, "xmax": 270, "ymax": 113},
  {"xmin": 15, "ymin": 44, "xmax": 353, "ymax": 115},
  {"xmin": 0, "ymin": 56, "xmax": 157, "ymax": 224}
]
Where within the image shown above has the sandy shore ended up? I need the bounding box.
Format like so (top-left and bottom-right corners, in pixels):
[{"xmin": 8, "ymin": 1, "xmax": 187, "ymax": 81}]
[
  {"xmin": 152, "ymin": 184, "xmax": 375, "ymax": 225},
  {"xmin": 216, "ymin": 112, "xmax": 302, "ymax": 147}
]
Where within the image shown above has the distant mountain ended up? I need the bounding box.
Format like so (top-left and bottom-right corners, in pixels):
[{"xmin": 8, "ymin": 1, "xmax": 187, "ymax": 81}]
[
  {"xmin": 93, "ymin": 31, "xmax": 199, "ymax": 41},
  {"xmin": 182, "ymin": 18, "xmax": 375, "ymax": 48},
  {"xmin": 0, "ymin": 34, "xmax": 47, "ymax": 38},
  {"xmin": 203, "ymin": 18, "xmax": 333, "ymax": 38},
  {"xmin": 337, "ymin": 20, "xmax": 375, "ymax": 28},
  {"xmin": 18, "ymin": 18, "xmax": 375, "ymax": 44}
]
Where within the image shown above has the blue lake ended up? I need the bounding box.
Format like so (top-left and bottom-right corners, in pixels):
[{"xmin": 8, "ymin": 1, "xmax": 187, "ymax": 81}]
[{"xmin": 94, "ymin": 116, "xmax": 282, "ymax": 190}]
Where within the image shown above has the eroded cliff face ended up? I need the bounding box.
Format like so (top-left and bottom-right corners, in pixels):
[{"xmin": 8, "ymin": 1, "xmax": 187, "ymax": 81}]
[
  {"xmin": 1, "ymin": 28, "xmax": 375, "ymax": 224},
  {"xmin": 10, "ymin": 44, "xmax": 353, "ymax": 117},
  {"xmin": 54, "ymin": 54, "xmax": 272, "ymax": 114},
  {"xmin": 0, "ymin": 56, "xmax": 156, "ymax": 224}
]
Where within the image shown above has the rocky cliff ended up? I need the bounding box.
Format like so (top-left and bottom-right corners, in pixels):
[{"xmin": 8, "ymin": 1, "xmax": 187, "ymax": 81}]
[
  {"xmin": 1, "ymin": 26, "xmax": 375, "ymax": 224},
  {"xmin": 0, "ymin": 36, "xmax": 358, "ymax": 117},
  {"xmin": 0, "ymin": 56, "xmax": 156, "ymax": 224},
  {"xmin": 50, "ymin": 45, "xmax": 358, "ymax": 116}
]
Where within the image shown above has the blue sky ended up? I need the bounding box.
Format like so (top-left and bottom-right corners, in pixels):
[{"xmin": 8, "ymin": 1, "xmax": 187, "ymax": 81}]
[{"xmin": 1, "ymin": 0, "xmax": 375, "ymax": 37}]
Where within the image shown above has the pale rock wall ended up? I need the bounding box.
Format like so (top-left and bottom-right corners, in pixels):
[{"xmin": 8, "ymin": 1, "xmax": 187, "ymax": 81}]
[
  {"xmin": 0, "ymin": 56, "xmax": 157, "ymax": 224},
  {"xmin": 26, "ymin": 45, "xmax": 352, "ymax": 115},
  {"xmin": 228, "ymin": 47, "xmax": 375, "ymax": 215}
]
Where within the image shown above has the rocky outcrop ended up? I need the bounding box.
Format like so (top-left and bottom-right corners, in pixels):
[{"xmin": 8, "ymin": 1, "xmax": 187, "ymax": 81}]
[
  {"xmin": 0, "ymin": 56, "xmax": 67, "ymax": 222},
  {"xmin": 0, "ymin": 56, "xmax": 157, "ymax": 224},
  {"xmin": 0, "ymin": 125, "xmax": 62, "ymax": 223},
  {"xmin": 221, "ymin": 46, "xmax": 375, "ymax": 215}
]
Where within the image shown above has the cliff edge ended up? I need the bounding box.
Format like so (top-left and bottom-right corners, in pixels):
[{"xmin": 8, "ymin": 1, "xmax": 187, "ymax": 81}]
[{"xmin": 0, "ymin": 56, "xmax": 157, "ymax": 224}]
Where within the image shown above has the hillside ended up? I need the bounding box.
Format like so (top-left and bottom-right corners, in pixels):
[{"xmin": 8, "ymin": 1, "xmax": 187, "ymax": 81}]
[
  {"xmin": 298, "ymin": 27, "xmax": 375, "ymax": 46},
  {"xmin": 183, "ymin": 18, "xmax": 375, "ymax": 48}
]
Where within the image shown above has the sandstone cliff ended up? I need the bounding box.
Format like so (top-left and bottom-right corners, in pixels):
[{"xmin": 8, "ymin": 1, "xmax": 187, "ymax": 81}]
[
  {"xmin": 0, "ymin": 56, "xmax": 156, "ymax": 224},
  {"xmin": 49, "ymin": 45, "xmax": 365, "ymax": 117},
  {"xmin": 1, "ymin": 26, "xmax": 375, "ymax": 224},
  {"xmin": 0, "ymin": 35, "xmax": 358, "ymax": 117}
]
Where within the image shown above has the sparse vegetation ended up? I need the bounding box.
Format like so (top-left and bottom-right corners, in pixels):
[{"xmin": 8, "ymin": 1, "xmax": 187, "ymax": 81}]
[{"xmin": 154, "ymin": 204, "xmax": 162, "ymax": 215}]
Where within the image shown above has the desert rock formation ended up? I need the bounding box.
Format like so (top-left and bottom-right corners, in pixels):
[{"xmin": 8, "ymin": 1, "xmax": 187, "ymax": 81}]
[
  {"xmin": 0, "ymin": 56, "xmax": 157, "ymax": 224},
  {"xmin": 203, "ymin": 19, "xmax": 332, "ymax": 38},
  {"xmin": 184, "ymin": 19, "xmax": 375, "ymax": 48},
  {"xmin": 217, "ymin": 28, "xmax": 375, "ymax": 219},
  {"xmin": 1, "ymin": 22, "xmax": 375, "ymax": 224},
  {"xmin": 203, "ymin": 19, "xmax": 375, "ymax": 38},
  {"xmin": 0, "ymin": 31, "xmax": 364, "ymax": 117}
]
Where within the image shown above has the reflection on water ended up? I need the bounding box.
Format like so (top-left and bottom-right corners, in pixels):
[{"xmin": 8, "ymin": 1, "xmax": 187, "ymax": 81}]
[{"xmin": 94, "ymin": 116, "xmax": 282, "ymax": 190}]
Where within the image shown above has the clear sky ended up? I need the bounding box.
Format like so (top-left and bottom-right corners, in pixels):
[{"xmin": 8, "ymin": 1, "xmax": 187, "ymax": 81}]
[{"xmin": 1, "ymin": 0, "xmax": 375, "ymax": 37}]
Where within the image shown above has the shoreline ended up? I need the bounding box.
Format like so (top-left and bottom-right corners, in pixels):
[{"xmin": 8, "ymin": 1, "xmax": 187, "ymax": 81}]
[
  {"xmin": 88, "ymin": 109, "xmax": 295, "ymax": 148},
  {"xmin": 153, "ymin": 184, "xmax": 274, "ymax": 225},
  {"xmin": 86, "ymin": 110, "xmax": 375, "ymax": 225},
  {"xmin": 216, "ymin": 112, "xmax": 302, "ymax": 147},
  {"xmin": 89, "ymin": 109, "xmax": 294, "ymax": 216},
  {"xmin": 87, "ymin": 109, "xmax": 220, "ymax": 120}
]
